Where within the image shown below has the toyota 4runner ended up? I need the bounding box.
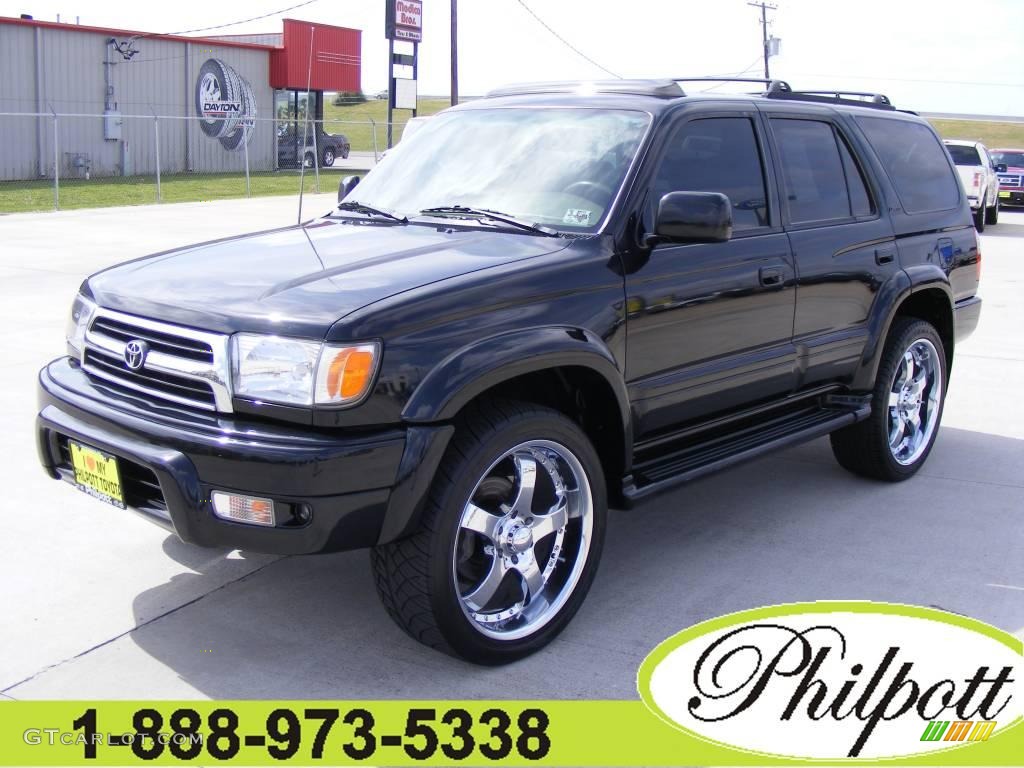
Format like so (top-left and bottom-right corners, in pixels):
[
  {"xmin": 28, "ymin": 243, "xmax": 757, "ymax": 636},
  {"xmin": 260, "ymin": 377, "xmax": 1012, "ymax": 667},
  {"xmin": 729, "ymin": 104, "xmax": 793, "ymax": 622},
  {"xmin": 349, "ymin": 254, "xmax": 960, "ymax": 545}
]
[{"xmin": 37, "ymin": 79, "xmax": 982, "ymax": 664}]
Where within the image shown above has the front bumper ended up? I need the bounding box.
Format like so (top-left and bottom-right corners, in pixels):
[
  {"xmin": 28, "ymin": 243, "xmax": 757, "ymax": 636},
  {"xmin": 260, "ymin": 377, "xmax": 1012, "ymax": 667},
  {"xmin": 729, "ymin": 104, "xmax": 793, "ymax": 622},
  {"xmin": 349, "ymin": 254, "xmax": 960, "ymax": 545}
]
[
  {"xmin": 37, "ymin": 357, "xmax": 408, "ymax": 554},
  {"xmin": 999, "ymin": 189, "xmax": 1024, "ymax": 205}
]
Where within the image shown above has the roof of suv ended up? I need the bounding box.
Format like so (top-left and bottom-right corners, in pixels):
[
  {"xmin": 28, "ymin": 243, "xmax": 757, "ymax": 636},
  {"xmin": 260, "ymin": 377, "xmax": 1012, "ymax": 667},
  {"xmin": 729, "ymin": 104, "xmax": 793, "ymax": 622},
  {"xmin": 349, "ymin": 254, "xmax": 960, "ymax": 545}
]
[{"xmin": 476, "ymin": 78, "xmax": 907, "ymax": 117}]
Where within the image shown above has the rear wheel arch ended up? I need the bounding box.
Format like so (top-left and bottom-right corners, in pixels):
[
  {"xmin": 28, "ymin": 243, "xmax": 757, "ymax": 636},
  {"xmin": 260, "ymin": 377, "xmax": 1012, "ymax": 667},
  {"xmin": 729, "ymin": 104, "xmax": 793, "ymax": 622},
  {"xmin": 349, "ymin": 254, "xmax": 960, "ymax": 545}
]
[{"xmin": 854, "ymin": 274, "xmax": 953, "ymax": 390}]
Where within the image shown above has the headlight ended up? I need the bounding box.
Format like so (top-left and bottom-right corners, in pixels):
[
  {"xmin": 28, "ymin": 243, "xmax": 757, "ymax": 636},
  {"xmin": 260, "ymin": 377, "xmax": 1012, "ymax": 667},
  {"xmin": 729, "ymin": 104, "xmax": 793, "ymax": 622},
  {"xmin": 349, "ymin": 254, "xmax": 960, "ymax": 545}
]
[
  {"xmin": 232, "ymin": 334, "xmax": 379, "ymax": 407},
  {"xmin": 66, "ymin": 294, "xmax": 96, "ymax": 358}
]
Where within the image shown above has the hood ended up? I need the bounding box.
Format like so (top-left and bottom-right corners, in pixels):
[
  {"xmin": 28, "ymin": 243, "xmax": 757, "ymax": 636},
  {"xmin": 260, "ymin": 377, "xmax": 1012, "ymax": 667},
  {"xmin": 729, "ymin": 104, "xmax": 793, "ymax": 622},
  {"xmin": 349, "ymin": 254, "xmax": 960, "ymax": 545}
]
[{"xmin": 87, "ymin": 218, "xmax": 570, "ymax": 337}]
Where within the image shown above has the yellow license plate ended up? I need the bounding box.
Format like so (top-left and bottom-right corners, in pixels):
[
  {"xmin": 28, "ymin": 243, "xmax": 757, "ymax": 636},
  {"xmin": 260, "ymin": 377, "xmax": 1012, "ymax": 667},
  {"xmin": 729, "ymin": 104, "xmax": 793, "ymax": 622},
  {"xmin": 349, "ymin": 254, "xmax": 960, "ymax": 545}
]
[
  {"xmin": 69, "ymin": 441, "xmax": 125, "ymax": 509},
  {"xmin": 999, "ymin": 191, "xmax": 1011, "ymax": 198}
]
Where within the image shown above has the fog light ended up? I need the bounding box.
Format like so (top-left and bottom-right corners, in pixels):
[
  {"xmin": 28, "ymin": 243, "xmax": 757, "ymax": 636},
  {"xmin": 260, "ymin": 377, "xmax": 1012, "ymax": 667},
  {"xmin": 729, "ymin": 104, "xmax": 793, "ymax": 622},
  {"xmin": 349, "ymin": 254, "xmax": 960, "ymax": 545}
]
[{"xmin": 211, "ymin": 492, "xmax": 275, "ymax": 527}]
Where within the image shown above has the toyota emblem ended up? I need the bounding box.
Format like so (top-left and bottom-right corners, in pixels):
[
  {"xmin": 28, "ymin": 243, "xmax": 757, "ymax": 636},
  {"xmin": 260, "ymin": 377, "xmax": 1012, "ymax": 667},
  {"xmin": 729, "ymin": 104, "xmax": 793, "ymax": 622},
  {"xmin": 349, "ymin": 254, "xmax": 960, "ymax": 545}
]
[{"xmin": 124, "ymin": 340, "xmax": 149, "ymax": 370}]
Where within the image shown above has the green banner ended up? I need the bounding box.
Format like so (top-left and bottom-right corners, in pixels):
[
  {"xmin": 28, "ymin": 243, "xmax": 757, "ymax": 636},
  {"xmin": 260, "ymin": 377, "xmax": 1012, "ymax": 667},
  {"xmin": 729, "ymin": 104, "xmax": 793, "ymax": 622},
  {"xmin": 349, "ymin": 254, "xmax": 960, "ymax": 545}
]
[{"xmin": 0, "ymin": 700, "xmax": 1021, "ymax": 766}]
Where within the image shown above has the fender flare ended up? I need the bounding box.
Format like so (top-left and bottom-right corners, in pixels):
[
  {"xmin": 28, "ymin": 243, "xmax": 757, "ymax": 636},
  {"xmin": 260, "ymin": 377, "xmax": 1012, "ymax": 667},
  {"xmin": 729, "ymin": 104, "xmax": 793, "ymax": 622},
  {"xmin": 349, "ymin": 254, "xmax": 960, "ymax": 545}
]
[
  {"xmin": 379, "ymin": 327, "xmax": 631, "ymax": 544},
  {"xmin": 401, "ymin": 326, "xmax": 631, "ymax": 430},
  {"xmin": 851, "ymin": 266, "xmax": 954, "ymax": 391}
]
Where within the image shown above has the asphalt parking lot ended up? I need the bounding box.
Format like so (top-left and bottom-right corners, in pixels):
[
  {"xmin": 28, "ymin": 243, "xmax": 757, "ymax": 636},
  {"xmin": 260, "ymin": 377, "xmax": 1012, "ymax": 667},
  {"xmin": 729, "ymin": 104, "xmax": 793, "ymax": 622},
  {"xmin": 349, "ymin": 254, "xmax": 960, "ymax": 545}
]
[{"xmin": 1, "ymin": 198, "xmax": 1021, "ymax": 700}]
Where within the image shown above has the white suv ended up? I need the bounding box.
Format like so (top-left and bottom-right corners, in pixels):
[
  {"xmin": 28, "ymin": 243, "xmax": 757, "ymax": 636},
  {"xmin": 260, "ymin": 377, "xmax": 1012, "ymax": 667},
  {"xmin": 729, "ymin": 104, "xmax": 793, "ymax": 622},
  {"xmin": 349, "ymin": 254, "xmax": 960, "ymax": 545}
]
[{"xmin": 944, "ymin": 139, "xmax": 1001, "ymax": 231}]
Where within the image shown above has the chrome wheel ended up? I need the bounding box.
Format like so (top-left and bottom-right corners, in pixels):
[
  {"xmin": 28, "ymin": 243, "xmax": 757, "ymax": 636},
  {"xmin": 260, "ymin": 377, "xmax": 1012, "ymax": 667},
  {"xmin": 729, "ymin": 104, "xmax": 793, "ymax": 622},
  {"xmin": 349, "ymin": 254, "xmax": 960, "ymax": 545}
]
[
  {"xmin": 452, "ymin": 440, "xmax": 593, "ymax": 641},
  {"xmin": 888, "ymin": 338, "xmax": 942, "ymax": 465}
]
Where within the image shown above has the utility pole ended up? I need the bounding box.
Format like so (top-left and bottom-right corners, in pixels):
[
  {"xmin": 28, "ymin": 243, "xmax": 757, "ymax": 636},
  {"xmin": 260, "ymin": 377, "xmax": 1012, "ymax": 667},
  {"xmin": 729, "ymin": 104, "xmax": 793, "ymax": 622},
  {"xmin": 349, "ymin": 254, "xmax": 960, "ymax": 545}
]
[
  {"xmin": 747, "ymin": 1, "xmax": 777, "ymax": 80},
  {"xmin": 450, "ymin": 0, "xmax": 459, "ymax": 106}
]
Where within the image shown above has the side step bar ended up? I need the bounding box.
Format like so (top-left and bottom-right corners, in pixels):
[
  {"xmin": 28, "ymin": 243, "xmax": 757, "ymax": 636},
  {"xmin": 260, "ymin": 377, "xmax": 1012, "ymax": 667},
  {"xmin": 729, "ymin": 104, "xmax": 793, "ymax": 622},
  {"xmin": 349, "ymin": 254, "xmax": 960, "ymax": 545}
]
[{"xmin": 621, "ymin": 404, "xmax": 870, "ymax": 506}]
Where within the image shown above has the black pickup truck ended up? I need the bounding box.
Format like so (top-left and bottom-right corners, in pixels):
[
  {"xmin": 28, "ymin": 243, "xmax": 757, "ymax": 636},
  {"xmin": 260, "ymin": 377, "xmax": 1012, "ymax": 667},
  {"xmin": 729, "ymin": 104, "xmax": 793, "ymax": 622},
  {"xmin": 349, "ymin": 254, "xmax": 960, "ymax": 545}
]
[{"xmin": 37, "ymin": 79, "xmax": 981, "ymax": 664}]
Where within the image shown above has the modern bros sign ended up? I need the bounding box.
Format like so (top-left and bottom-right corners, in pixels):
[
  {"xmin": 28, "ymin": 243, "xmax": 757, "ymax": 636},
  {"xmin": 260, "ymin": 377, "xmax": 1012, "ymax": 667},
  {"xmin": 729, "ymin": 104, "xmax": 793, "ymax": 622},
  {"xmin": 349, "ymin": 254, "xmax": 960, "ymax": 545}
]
[
  {"xmin": 638, "ymin": 602, "xmax": 1022, "ymax": 760},
  {"xmin": 386, "ymin": 0, "xmax": 423, "ymax": 42}
]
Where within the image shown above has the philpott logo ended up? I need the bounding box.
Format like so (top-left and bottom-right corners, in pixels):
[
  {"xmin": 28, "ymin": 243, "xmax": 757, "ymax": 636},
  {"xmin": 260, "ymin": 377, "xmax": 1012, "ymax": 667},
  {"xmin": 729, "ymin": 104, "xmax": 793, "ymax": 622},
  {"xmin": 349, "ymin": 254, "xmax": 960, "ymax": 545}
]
[
  {"xmin": 194, "ymin": 58, "xmax": 257, "ymax": 151},
  {"xmin": 638, "ymin": 602, "xmax": 1022, "ymax": 759}
]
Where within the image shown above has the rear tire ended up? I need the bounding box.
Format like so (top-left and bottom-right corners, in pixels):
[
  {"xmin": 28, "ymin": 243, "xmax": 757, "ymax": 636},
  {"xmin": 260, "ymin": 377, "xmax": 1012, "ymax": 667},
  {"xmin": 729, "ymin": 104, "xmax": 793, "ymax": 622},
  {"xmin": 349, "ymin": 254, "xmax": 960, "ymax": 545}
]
[
  {"xmin": 370, "ymin": 399, "xmax": 607, "ymax": 664},
  {"xmin": 985, "ymin": 195, "xmax": 999, "ymax": 225},
  {"xmin": 973, "ymin": 206, "xmax": 986, "ymax": 232},
  {"xmin": 831, "ymin": 317, "xmax": 946, "ymax": 481}
]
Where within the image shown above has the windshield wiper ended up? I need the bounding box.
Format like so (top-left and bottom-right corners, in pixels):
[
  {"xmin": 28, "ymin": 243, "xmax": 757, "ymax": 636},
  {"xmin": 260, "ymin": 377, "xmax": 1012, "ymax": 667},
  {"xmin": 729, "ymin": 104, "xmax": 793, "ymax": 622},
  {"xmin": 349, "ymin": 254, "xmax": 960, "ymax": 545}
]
[
  {"xmin": 417, "ymin": 205, "xmax": 558, "ymax": 236},
  {"xmin": 335, "ymin": 200, "xmax": 408, "ymax": 223}
]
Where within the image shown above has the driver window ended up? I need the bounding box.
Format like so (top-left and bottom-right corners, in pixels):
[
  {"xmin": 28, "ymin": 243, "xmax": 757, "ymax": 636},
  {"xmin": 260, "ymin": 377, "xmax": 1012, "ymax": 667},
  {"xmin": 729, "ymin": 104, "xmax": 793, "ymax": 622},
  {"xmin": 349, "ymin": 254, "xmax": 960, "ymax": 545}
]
[{"xmin": 652, "ymin": 117, "xmax": 769, "ymax": 231}]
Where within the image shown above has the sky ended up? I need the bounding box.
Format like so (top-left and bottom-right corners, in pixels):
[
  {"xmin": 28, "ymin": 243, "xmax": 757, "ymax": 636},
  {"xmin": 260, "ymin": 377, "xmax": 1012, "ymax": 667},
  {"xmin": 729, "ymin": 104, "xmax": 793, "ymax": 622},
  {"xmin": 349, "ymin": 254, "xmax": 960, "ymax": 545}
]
[{"xmin": 2, "ymin": 0, "xmax": 1022, "ymax": 116}]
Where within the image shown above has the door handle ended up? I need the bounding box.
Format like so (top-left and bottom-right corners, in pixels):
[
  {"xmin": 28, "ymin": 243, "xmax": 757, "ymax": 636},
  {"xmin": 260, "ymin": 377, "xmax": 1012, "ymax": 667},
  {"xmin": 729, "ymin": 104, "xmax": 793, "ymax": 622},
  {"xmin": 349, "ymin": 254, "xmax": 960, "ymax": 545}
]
[
  {"xmin": 759, "ymin": 267, "xmax": 784, "ymax": 287},
  {"xmin": 875, "ymin": 247, "xmax": 896, "ymax": 265}
]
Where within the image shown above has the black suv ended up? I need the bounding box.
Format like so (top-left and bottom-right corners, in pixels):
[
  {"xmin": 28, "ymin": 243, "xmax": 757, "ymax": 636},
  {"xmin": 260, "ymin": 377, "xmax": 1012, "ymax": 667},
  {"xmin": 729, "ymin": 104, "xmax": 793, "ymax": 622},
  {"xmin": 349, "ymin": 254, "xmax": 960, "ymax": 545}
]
[{"xmin": 37, "ymin": 79, "xmax": 982, "ymax": 664}]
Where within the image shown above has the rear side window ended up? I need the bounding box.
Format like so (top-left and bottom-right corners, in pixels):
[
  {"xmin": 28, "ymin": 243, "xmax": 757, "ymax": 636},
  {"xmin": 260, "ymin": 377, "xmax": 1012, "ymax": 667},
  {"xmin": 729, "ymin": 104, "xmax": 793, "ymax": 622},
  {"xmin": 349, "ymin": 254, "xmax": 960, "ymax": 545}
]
[
  {"xmin": 771, "ymin": 119, "xmax": 852, "ymax": 223},
  {"xmin": 858, "ymin": 117, "xmax": 959, "ymax": 213},
  {"xmin": 652, "ymin": 117, "xmax": 769, "ymax": 230}
]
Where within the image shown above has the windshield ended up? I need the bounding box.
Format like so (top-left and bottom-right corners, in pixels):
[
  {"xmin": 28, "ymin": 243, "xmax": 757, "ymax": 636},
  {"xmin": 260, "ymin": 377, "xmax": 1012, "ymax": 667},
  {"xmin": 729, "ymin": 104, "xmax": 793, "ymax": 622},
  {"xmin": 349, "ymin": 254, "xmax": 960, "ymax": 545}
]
[
  {"xmin": 992, "ymin": 150, "xmax": 1024, "ymax": 167},
  {"xmin": 945, "ymin": 144, "xmax": 981, "ymax": 167},
  {"xmin": 347, "ymin": 107, "xmax": 651, "ymax": 233}
]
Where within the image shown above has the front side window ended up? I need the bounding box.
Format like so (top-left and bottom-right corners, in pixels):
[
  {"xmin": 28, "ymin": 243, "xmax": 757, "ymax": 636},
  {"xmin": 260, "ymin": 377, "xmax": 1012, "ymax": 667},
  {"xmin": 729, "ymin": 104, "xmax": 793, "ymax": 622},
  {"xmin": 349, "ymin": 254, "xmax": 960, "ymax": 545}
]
[
  {"xmin": 346, "ymin": 107, "xmax": 651, "ymax": 232},
  {"xmin": 772, "ymin": 119, "xmax": 851, "ymax": 224},
  {"xmin": 651, "ymin": 117, "xmax": 769, "ymax": 231},
  {"xmin": 858, "ymin": 117, "xmax": 960, "ymax": 214}
]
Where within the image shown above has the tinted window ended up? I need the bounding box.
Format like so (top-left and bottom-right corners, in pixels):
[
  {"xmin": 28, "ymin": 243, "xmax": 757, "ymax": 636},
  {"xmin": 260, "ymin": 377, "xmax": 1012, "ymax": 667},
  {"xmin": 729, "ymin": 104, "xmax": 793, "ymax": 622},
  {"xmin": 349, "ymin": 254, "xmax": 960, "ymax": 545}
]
[
  {"xmin": 858, "ymin": 117, "xmax": 959, "ymax": 213},
  {"xmin": 653, "ymin": 117, "xmax": 768, "ymax": 230},
  {"xmin": 772, "ymin": 119, "xmax": 850, "ymax": 223},
  {"xmin": 992, "ymin": 150, "xmax": 1024, "ymax": 167},
  {"xmin": 838, "ymin": 136, "xmax": 875, "ymax": 217},
  {"xmin": 946, "ymin": 144, "xmax": 982, "ymax": 166}
]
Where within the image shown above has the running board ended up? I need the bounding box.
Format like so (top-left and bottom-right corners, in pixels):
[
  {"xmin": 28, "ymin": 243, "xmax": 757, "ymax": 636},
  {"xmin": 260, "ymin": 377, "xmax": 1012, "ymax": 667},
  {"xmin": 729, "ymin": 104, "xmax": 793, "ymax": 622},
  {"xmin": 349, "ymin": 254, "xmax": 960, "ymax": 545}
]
[{"xmin": 621, "ymin": 404, "xmax": 870, "ymax": 506}]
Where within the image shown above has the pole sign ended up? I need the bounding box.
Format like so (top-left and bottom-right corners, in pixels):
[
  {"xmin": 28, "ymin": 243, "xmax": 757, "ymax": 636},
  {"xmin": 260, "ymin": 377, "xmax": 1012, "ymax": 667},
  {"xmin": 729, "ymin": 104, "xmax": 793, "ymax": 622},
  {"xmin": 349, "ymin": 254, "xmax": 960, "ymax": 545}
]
[{"xmin": 386, "ymin": 0, "xmax": 423, "ymax": 42}]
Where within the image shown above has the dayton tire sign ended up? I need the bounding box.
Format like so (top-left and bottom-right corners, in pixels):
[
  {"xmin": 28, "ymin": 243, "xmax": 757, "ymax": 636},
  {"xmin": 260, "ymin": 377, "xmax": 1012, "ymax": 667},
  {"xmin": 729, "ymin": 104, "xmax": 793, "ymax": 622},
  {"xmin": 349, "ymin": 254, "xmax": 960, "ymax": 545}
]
[
  {"xmin": 195, "ymin": 58, "xmax": 257, "ymax": 151},
  {"xmin": 638, "ymin": 602, "xmax": 1022, "ymax": 759}
]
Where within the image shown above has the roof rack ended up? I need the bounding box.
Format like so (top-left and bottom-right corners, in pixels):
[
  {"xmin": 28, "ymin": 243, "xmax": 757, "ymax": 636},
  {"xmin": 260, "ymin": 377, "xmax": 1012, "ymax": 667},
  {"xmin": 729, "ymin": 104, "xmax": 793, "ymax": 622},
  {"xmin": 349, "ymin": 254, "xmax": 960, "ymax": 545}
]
[
  {"xmin": 671, "ymin": 76, "xmax": 793, "ymax": 95},
  {"xmin": 486, "ymin": 80, "xmax": 684, "ymax": 99},
  {"xmin": 765, "ymin": 89, "xmax": 895, "ymax": 110}
]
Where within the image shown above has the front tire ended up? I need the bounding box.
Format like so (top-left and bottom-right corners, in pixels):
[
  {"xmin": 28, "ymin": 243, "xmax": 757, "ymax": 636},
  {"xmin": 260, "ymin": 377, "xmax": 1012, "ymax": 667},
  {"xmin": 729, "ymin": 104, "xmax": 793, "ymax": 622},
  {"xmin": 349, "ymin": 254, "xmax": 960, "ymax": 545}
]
[
  {"xmin": 831, "ymin": 317, "xmax": 946, "ymax": 481},
  {"xmin": 322, "ymin": 147, "xmax": 336, "ymax": 167},
  {"xmin": 370, "ymin": 399, "xmax": 607, "ymax": 664}
]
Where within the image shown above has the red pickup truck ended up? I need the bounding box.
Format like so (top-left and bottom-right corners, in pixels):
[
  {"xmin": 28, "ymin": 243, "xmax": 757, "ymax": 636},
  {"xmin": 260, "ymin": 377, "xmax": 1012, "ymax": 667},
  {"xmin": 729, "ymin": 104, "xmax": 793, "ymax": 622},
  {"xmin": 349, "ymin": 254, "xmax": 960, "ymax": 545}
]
[{"xmin": 992, "ymin": 148, "xmax": 1024, "ymax": 206}]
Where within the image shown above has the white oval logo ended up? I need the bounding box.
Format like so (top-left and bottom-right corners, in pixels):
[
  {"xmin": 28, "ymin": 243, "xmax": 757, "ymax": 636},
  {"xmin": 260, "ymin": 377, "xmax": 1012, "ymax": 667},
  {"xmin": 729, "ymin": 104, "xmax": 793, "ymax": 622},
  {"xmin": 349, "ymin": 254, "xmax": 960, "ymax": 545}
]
[{"xmin": 638, "ymin": 602, "xmax": 1023, "ymax": 760}]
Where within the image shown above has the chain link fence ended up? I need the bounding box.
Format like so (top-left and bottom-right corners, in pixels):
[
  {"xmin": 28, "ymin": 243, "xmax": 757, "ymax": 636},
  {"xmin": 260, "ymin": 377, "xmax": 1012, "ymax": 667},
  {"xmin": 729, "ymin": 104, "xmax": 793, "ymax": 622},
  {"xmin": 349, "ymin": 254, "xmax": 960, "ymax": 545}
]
[{"xmin": 0, "ymin": 111, "xmax": 413, "ymax": 213}]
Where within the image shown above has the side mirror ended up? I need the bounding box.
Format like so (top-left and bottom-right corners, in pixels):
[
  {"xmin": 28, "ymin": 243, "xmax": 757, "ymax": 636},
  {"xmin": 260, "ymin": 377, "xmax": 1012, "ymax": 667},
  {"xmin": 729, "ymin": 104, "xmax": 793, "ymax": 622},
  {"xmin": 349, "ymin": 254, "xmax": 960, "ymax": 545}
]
[
  {"xmin": 338, "ymin": 175, "xmax": 360, "ymax": 203},
  {"xmin": 995, "ymin": 163, "xmax": 1008, "ymax": 174},
  {"xmin": 647, "ymin": 191, "xmax": 732, "ymax": 247}
]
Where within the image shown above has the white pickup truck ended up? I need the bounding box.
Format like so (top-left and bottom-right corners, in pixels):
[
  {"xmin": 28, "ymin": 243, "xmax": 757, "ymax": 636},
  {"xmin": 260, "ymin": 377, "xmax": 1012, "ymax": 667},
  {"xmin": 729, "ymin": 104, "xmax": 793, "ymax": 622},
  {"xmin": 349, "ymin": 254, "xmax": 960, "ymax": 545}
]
[{"xmin": 944, "ymin": 139, "xmax": 1002, "ymax": 231}]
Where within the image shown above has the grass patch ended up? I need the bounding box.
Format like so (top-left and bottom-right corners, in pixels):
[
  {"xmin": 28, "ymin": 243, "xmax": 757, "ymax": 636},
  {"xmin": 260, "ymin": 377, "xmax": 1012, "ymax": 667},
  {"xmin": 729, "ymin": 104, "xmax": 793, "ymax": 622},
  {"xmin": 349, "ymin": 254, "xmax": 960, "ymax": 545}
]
[
  {"xmin": 322, "ymin": 98, "xmax": 452, "ymax": 152},
  {"xmin": 0, "ymin": 170, "xmax": 351, "ymax": 214},
  {"xmin": 928, "ymin": 119, "xmax": 1024, "ymax": 148}
]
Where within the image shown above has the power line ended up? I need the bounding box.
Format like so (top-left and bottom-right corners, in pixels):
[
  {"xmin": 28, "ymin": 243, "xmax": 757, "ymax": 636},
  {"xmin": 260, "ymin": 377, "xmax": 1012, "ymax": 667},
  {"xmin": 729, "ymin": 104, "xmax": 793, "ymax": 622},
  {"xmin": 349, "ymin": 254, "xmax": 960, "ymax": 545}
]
[
  {"xmin": 128, "ymin": 0, "xmax": 320, "ymax": 41},
  {"xmin": 514, "ymin": 0, "xmax": 621, "ymax": 79}
]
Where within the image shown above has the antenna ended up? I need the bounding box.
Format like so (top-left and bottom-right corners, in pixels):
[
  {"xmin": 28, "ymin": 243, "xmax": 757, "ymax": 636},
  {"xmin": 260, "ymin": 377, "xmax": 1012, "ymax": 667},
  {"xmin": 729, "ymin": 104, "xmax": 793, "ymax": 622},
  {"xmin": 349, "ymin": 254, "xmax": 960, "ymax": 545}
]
[{"xmin": 296, "ymin": 25, "xmax": 315, "ymax": 225}]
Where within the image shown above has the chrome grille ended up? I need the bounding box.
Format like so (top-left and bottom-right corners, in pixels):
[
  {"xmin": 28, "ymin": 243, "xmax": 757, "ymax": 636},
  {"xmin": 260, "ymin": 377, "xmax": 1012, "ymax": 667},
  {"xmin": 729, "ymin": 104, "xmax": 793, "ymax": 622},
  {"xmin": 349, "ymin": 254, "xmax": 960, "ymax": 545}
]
[
  {"xmin": 998, "ymin": 173, "xmax": 1022, "ymax": 188},
  {"xmin": 82, "ymin": 308, "xmax": 233, "ymax": 412}
]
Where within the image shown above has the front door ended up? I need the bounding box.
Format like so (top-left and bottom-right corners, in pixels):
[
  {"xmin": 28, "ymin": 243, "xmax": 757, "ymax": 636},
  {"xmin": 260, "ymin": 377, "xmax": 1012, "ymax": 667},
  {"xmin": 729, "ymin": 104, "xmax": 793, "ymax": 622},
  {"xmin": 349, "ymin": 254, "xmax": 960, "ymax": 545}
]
[{"xmin": 625, "ymin": 112, "xmax": 797, "ymax": 438}]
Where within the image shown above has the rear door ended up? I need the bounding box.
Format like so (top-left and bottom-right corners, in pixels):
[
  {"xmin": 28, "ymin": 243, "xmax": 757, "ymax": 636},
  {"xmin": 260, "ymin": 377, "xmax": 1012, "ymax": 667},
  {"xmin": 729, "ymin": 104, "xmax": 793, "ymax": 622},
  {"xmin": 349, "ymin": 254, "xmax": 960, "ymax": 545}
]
[
  {"xmin": 624, "ymin": 108, "xmax": 797, "ymax": 436},
  {"xmin": 761, "ymin": 107, "xmax": 899, "ymax": 389}
]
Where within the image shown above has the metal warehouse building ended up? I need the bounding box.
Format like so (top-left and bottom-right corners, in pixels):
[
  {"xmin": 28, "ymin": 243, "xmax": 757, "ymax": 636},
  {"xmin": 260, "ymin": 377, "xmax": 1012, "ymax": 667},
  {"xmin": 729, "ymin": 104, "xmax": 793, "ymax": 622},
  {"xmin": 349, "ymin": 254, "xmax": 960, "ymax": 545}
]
[{"xmin": 0, "ymin": 15, "xmax": 361, "ymax": 180}]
